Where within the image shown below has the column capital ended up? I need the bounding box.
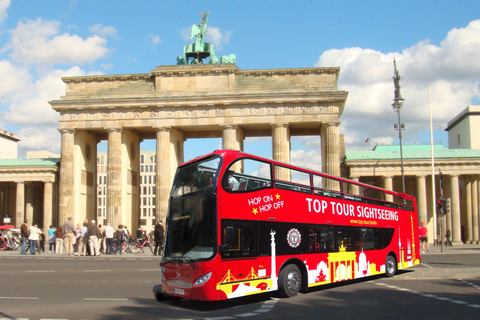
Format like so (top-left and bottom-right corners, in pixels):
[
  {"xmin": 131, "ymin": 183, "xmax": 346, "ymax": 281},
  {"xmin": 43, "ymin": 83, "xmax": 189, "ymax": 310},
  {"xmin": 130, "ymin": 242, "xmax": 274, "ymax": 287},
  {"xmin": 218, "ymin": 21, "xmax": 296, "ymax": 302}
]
[
  {"xmin": 58, "ymin": 128, "xmax": 75, "ymax": 134},
  {"xmin": 153, "ymin": 125, "xmax": 171, "ymax": 132},
  {"xmin": 415, "ymin": 175, "xmax": 426, "ymax": 179},
  {"xmin": 322, "ymin": 121, "xmax": 340, "ymax": 128},
  {"xmin": 271, "ymin": 122, "xmax": 289, "ymax": 129},
  {"xmin": 221, "ymin": 124, "xmax": 238, "ymax": 130},
  {"xmin": 105, "ymin": 126, "xmax": 122, "ymax": 133}
]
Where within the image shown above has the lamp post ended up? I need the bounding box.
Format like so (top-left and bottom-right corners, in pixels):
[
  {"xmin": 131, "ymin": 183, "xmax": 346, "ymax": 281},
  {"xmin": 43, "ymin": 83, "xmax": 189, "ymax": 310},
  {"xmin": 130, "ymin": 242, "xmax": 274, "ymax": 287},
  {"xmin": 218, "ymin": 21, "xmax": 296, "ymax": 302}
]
[{"xmin": 392, "ymin": 59, "xmax": 406, "ymax": 193}]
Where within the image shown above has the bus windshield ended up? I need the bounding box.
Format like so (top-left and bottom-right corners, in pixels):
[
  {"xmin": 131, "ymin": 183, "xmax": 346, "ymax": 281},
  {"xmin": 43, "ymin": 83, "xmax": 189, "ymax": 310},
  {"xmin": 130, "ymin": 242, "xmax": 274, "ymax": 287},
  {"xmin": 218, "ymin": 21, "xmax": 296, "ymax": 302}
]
[
  {"xmin": 164, "ymin": 156, "xmax": 221, "ymax": 262},
  {"xmin": 170, "ymin": 156, "xmax": 221, "ymax": 198}
]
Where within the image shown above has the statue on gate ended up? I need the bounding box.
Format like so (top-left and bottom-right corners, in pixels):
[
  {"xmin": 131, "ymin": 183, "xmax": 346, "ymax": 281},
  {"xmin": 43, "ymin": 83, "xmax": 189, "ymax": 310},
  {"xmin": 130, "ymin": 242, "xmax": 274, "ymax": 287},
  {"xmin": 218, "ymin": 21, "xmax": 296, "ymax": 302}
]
[{"xmin": 177, "ymin": 10, "xmax": 236, "ymax": 65}]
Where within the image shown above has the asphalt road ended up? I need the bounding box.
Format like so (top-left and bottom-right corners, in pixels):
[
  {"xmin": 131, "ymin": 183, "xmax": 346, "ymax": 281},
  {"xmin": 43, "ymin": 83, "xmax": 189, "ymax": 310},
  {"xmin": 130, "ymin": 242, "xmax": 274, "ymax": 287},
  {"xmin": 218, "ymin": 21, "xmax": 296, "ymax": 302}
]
[{"xmin": 0, "ymin": 245, "xmax": 479, "ymax": 320}]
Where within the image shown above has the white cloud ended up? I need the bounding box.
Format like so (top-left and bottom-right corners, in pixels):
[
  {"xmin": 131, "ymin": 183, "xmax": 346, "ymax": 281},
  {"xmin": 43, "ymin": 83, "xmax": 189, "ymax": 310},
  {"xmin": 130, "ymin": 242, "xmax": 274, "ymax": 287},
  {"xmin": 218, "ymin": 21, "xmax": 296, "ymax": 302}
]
[
  {"xmin": 6, "ymin": 18, "xmax": 108, "ymax": 65},
  {"xmin": 291, "ymin": 149, "xmax": 322, "ymax": 172},
  {"xmin": 180, "ymin": 25, "xmax": 232, "ymax": 50},
  {"xmin": 150, "ymin": 34, "xmax": 161, "ymax": 45},
  {"xmin": 206, "ymin": 26, "xmax": 231, "ymax": 50},
  {"xmin": 4, "ymin": 67, "xmax": 84, "ymax": 126},
  {"xmin": 17, "ymin": 126, "xmax": 62, "ymax": 155},
  {"xmin": 89, "ymin": 24, "xmax": 117, "ymax": 38},
  {"xmin": 0, "ymin": 0, "xmax": 9, "ymax": 24},
  {"xmin": 315, "ymin": 19, "xmax": 480, "ymax": 152}
]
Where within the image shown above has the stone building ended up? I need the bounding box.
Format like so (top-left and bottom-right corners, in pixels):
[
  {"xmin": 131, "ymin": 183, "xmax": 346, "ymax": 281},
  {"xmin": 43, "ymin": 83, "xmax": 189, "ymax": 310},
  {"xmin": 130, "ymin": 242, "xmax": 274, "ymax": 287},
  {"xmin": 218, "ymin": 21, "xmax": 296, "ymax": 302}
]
[
  {"xmin": 344, "ymin": 106, "xmax": 480, "ymax": 244},
  {"xmin": 49, "ymin": 63, "xmax": 348, "ymax": 230}
]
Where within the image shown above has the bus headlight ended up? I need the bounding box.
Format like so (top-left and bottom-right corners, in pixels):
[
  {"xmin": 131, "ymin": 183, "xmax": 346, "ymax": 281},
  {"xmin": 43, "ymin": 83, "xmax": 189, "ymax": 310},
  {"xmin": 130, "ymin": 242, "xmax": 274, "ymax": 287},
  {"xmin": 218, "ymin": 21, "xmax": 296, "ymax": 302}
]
[{"xmin": 193, "ymin": 272, "xmax": 212, "ymax": 286}]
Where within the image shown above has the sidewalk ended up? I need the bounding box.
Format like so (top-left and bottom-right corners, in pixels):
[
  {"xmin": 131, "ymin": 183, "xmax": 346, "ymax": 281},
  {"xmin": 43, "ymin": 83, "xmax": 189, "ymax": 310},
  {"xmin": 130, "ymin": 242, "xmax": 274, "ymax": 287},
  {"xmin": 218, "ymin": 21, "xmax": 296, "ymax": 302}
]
[
  {"xmin": 0, "ymin": 249, "xmax": 159, "ymax": 258},
  {"xmin": 423, "ymin": 242, "xmax": 480, "ymax": 255}
]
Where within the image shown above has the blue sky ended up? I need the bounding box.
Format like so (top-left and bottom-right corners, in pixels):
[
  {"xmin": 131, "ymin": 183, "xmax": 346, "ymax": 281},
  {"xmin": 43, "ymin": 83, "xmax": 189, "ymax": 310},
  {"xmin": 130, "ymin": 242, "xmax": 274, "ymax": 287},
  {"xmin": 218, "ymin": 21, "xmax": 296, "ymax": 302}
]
[{"xmin": 0, "ymin": 0, "xmax": 479, "ymax": 170}]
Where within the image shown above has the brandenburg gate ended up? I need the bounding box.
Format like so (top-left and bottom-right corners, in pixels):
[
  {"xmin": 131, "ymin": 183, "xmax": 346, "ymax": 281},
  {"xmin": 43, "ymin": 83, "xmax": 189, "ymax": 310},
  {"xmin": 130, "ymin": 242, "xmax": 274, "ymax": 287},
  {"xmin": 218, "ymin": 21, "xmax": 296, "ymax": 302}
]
[
  {"xmin": 50, "ymin": 64, "xmax": 348, "ymax": 229},
  {"xmin": 49, "ymin": 14, "xmax": 348, "ymax": 229}
]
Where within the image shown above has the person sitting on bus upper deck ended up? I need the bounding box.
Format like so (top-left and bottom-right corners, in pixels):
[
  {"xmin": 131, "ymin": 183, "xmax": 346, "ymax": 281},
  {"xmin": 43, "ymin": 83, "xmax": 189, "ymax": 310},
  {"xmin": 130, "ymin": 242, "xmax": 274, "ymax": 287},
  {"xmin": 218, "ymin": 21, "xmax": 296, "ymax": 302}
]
[{"xmin": 226, "ymin": 170, "xmax": 240, "ymax": 191}]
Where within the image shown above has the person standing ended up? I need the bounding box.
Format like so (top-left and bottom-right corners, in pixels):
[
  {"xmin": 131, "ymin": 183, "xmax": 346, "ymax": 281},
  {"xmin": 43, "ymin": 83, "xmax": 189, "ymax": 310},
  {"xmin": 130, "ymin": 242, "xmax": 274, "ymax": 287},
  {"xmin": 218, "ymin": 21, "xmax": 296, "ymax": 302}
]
[
  {"xmin": 28, "ymin": 222, "xmax": 40, "ymax": 255},
  {"xmin": 445, "ymin": 228, "xmax": 453, "ymax": 247},
  {"xmin": 38, "ymin": 228, "xmax": 45, "ymax": 254},
  {"xmin": 154, "ymin": 221, "xmax": 165, "ymax": 256},
  {"xmin": 87, "ymin": 220, "xmax": 101, "ymax": 256},
  {"xmin": 20, "ymin": 219, "xmax": 29, "ymax": 255},
  {"xmin": 54, "ymin": 225, "xmax": 64, "ymax": 254},
  {"xmin": 419, "ymin": 221, "xmax": 429, "ymax": 253},
  {"xmin": 77, "ymin": 222, "xmax": 88, "ymax": 256},
  {"xmin": 114, "ymin": 225, "xmax": 126, "ymax": 255},
  {"xmin": 63, "ymin": 216, "xmax": 76, "ymax": 256},
  {"xmin": 48, "ymin": 225, "xmax": 56, "ymax": 253},
  {"xmin": 104, "ymin": 223, "xmax": 114, "ymax": 254}
]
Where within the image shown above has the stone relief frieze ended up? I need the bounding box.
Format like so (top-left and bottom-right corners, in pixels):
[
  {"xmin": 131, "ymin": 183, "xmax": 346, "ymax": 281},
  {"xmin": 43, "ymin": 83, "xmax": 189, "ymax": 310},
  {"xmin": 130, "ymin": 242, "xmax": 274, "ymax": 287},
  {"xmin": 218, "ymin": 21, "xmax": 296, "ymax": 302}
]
[{"xmin": 60, "ymin": 103, "xmax": 330, "ymax": 123}]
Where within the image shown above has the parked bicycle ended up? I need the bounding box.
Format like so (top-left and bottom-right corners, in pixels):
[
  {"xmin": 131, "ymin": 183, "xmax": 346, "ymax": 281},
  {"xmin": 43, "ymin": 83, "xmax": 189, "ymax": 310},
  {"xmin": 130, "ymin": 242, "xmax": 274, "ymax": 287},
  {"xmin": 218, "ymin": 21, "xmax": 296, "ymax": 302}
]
[{"xmin": 127, "ymin": 238, "xmax": 153, "ymax": 254}]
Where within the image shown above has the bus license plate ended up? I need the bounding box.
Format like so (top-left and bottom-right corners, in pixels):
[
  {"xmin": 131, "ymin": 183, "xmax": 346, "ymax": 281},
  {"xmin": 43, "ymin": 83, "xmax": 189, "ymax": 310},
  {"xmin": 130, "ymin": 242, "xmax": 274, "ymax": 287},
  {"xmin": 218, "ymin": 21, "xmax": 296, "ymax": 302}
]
[{"xmin": 174, "ymin": 288, "xmax": 185, "ymax": 295}]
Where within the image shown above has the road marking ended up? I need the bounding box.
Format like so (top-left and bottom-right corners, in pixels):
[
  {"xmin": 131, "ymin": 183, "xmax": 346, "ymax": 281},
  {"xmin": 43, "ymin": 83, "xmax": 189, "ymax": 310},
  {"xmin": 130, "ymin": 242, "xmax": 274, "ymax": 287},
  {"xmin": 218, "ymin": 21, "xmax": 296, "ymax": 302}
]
[
  {"xmin": 375, "ymin": 282, "xmax": 479, "ymax": 309},
  {"xmin": 458, "ymin": 279, "xmax": 480, "ymax": 291},
  {"xmin": 27, "ymin": 270, "xmax": 55, "ymax": 273},
  {"xmin": 0, "ymin": 296, "xmax": 38, "ymax": 300},
  {"xmin": 421, "ymin": 263, "xmax": 434, "ymax": 268},
  {"xmin": 84, "ymin": 269, "xmax": 111, "ymax": 272},
  {"xmin": 139, "ymin": 269, "xmax": 160, "ymax": 271},
  {"xmin": 83, "ymin": 298, "xmax": 129, "ymax": 301}
]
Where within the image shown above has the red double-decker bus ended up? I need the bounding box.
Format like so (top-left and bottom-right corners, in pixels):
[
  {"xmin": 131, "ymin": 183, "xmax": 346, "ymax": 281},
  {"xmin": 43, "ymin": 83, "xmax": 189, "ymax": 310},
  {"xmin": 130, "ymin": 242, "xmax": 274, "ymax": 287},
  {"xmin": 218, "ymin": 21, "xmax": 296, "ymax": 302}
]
[{"xmin": 155, "ymin": 150, "xmax": 420, "ymax": 301}]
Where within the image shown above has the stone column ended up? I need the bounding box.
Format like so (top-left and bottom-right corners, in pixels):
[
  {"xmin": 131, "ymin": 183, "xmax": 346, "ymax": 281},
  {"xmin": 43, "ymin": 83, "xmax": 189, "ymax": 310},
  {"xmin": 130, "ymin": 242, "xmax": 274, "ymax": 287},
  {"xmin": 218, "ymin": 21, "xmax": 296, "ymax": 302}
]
[
  {"xmin": 472, "ymin": 178, "xmax": 479, "ymax": 243},
  {"xmin": 43, "ymin": 181, "xmax": 53, "ymax": 229},
  {"xmin": 449, "ymin": 175, "xmax": 462, "ymax": 243},
  {"xmin": 15, "ymin": 182, "xmax": 25, "ymax": 228},
  {"xmin": 383, "ymin": 176, "xmax": 393, "ymax": 202},
  {"xmin": 321, "ymin": 122, "xmax": 340, "ymax": 177},
  {"xmin": 271, "ymin": 123, "xmax": 290, "ymax": 181},
  {"xmin": 106, "ymin": 127, "xmax": 122, "ymax": 229},
  {"xmin": 465, "ymin": 178, "xmax": 473, "ymax": 243},
  {"xmin": 222, "ymin": 124, "xmax": 245, "ymax": 173},
  {"xmin": 25, "ymin": 183, "xmax": 34, "ymax": 225},
  {"xmin": 222, "ymin": 124, "xmax": 244, "ymax": 151},
  {"xmin": 155, "ymin": 126, "xmax": 171, "ymax": 224},
  {"xmin": 416, "ymin": 175, "xmax": 428, "ymax": 228},
  {"xmin": 58, "ymin": 128, "xmax": 75, "ymax": 225}
]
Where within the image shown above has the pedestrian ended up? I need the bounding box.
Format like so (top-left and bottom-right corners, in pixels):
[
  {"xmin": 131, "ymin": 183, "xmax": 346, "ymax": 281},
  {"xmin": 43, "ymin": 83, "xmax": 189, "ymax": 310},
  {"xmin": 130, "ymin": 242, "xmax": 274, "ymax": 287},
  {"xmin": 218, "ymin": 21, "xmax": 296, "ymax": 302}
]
[
  {"xmin": 98, "ymin": 224, "xmax": 105, "ymax": 253},
  {"xmin": 38, "ymin": 228, "xmax": 46, "ymax": 254},
  {"xmin": 153, "ymin": 221, "xmax": 164, "ymax": 256},
  {"xmin": 63, "ymin": 216, "xmax": 76, "ymax": 256},
  {"xmin": 48, "ymin": 225, "xmax": 56, "ymax": 253},
  {"xmin": 77, "ymin": 222, "xmax": 88, "ymax": 256},
  {"xmin": 28, "ymin": 222, "xmax": 40, "ymax": 255},
  {"xmin": 54, "ymin": 225, "xmax": 64, "ymax": 254},
  {"xmin": 104, "ymin": 223, "xmax": 114, "ymax": 254},
  {"xmin": 20, "ymin": 219, "xmax": 29, "ymax": 255},
  {"xmin": 114, "ymin": 224, "xmax": 126, "ymax": 255},
  {"xmin": 136, "ymin": 226, "xmax": 144, "ymax": 241},
  {"xmin": 419, "ymin": 221, "xmax": 429, "ymax": 253},
  {"xmin": 445, "ymin": 228, "xmax": 453, "ymax": 247},
  {"xmin": 87, "ymin": 220, "xmax": 101, "ymax": 256}
]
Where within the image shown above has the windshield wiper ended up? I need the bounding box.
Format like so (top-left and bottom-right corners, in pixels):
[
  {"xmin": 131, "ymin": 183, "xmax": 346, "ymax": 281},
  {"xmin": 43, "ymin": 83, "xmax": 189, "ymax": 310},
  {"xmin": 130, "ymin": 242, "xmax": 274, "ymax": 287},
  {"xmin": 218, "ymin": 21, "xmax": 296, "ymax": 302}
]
[
  {"xmin": 161, "ymin": 255, "xmax": 196, "ymax": 269},
  {"xmin": 179, "ymin": 256, "xmax": 196, "ymax": 269}
]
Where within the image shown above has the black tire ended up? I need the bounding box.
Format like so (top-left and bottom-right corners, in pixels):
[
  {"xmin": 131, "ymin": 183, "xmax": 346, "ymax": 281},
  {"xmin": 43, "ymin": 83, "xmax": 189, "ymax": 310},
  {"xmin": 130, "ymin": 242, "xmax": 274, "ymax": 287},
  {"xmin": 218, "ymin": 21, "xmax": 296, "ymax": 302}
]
[
  {"xmin": 385, "ymin": 255, "xmax": 397, "ymax": 277},
  {"xmin": 278, "ymin": 264, "xmax": 302, "ymax": 298}
]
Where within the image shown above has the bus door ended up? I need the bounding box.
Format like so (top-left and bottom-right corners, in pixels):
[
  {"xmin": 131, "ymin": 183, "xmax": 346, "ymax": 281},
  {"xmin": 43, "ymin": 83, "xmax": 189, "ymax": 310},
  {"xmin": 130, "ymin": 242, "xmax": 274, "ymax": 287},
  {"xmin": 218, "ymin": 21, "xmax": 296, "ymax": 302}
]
[{"xmin": 218, "ymin": 220, "xmax": 262, "ymax": 298}]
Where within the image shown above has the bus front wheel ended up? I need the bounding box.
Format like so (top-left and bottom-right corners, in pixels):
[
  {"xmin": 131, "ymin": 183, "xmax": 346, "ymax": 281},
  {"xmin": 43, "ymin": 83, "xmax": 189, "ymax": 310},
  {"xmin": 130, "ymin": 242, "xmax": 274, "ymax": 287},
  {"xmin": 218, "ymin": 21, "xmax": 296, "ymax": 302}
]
[
  {"xmin": 385, "ymin": 255, "xmax": 397, "ymax": 277},
  {"xmin": 278, "ymin": 264, "xmax": 302, "ymax": 298}
]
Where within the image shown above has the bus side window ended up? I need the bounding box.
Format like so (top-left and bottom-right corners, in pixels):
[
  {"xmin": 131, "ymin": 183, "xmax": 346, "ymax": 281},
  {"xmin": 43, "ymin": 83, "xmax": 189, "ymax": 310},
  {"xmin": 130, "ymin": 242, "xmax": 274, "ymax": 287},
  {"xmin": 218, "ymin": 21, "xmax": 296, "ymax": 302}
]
[{"xmin": 220, "ymin": 222, "xmax": 256, "ymax": 258}]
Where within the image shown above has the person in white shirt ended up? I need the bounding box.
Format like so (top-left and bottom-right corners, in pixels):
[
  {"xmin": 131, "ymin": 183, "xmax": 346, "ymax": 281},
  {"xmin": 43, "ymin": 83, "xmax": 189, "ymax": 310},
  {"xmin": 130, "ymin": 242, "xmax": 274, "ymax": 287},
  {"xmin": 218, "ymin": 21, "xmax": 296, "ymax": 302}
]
[
  {"xmin": 104, "ymin": 223, "xmax": 115, "ymax": 254},
  {"xmin": 28, "ymin": 222, "xmax": 40, "ymax": 255}
]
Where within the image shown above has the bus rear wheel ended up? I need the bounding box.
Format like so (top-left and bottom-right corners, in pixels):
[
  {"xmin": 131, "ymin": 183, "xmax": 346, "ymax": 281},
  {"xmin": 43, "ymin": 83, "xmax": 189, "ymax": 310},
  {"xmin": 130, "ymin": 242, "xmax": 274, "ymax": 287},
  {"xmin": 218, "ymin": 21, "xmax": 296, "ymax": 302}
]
[
  {"xmin": 278, "ymin": 264, "xmax": 302, "ymax": 298},
  {"xmin": 385, "ymin": 255, "xmax": 397, "ymax": 277}
]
